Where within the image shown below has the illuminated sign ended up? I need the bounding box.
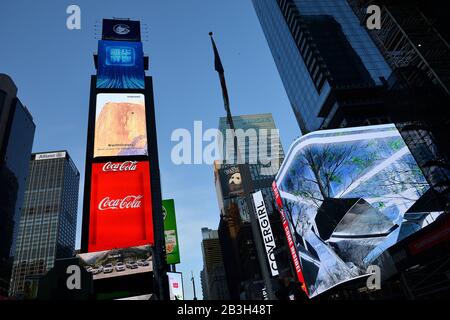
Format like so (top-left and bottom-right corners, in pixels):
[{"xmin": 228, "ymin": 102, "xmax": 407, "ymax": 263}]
[
  {"xmin": 97, "ymin": 40, "xmax": 145, "ymax": 89},
  {"xmin": 274, "ymin": 124, "xmax": 443, "ymax": 298},
  {"xmin": 102, "ymin": 19, "xmax": 141, "ymax": 42},
  {"xmin": 252, "ymin": 191, "xmax": 278, "ymax": 277},
  {"xmin": 88, "ymin": 161, "xmax": 154, "ymax": 252},
  {"xmin": 77, "ymin": 245, "xmax": 153, "ymax": 280},
  {"xmin": 94, "ymin": 93, "xmax": 148, "ymax": 158},
  {"xmin": 167, "ymin": 272, "xmax": 184, "ymax": 300},
  {"xmin": 272, "ymin": 181, "xmax": 307, "ymax": 295},
  {"xmin": 162, "ymin": 199, "xmax": 181, "ymax": 265},
  {"xmin": 219, "ymin": 165, "xmax": 244, "ymax": 198},
  {"xmin": 106, "ymin": 46, "xmax": 135, "ymax": 66}
]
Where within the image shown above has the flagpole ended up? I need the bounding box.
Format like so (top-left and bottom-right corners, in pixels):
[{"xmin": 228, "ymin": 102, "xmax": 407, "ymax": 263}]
[{"xmin": 209, "ymin": 32, "xmax": 276, "ymax": 300}]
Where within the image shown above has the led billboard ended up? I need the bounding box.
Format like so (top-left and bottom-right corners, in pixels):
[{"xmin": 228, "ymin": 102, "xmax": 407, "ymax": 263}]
[
  {"xmin": 97, "ymin": 40, "xmax": 145, "ymax": 89},
  {"xmin": 219, "ymin": 165, "xmax": 244, "ymax": 198},
  {"xmin": 94, "ymin": 93, "xmax": 148, "ymax": 158},
  {"xmin": 167, "ymin": 272, "xmax": 184, "ymax": 300},
  {"xmin": 252, "ymin": 191, "xmax": 278, "ymax": 277},
  {"xmin": 102, "ymin": 19, "xmax": 141, "ymax": 42},
  {"xmin": 88, "ymin": 161, "xmax": 154, "ymax": 252},
  {"xmin": 77, "ymin": 245, "xmax": 153, "ymax": 280},
  {"xmin": 162, "ymin": 199, "xmax": 180, "ymax": 265},
  {"xmin": 273, "ymin": 124, "xmax": 443, "ymax": 298}
]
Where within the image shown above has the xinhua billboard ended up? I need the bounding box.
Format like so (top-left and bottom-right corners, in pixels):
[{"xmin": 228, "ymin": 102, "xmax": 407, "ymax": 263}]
[
  {"xmin": 88, "ymin": 161, "xmax": 154, "ymax": 252},
  {"xmin": 162, "ymin": 199, "xmax": 180, "ymax": 265},
  {"xmin": 273, "ymin": 124, "xmax": 443, "ymax": 298},
  {"xmin": 97, "ymin": 40, "xmax": 145, "ymax": 89}
]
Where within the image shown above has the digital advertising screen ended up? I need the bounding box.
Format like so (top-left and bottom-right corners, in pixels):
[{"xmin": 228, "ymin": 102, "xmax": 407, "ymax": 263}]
[
  {"xmin": 162, "ymin": 199, "xmax": 180, "ymax": 265},
  {"xmin": 102, "ymin": 19, "xmax": 142, "ymax": 42},
  {"xmin": 77, "ymin": 245, "xmax": 153, "ymax": 280},
  {"xmin": 94, "ymin": 93, "xmax": 148, "ymax": 158},
  {"xmin": 97, "ymin": 40, "xmax": 145, "ymax": 89},
  {"xmin": 88, "ymin": 161, "xmax": 154, "ymax": 252},
  {"xmin": 219, "ymin": 165, "xmax": 244, "ymax": 199},
  {"xmin": 273, "ymin": 124, "xmax": 443, "ymax": 298},
  {"xmin": 167, "ymin": 272, "xmax": 184, "ymax": 300}
]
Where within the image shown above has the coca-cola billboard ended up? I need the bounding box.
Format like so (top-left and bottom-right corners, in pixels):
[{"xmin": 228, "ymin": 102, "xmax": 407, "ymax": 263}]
[{"xmin": 88, "ymin": 161, "xmax": 154, "ymax": 252}]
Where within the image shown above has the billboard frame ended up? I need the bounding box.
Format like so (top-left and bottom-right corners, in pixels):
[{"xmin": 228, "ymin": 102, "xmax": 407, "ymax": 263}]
[{"xmin": 81, "ymin": 75, "xmax": 168, "ymax": 299}]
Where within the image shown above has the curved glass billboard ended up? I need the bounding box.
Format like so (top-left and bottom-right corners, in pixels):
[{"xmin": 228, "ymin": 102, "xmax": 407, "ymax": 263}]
[{"xmin": 273, "ymin": 124, "xmax": 443, "ymax": 298}]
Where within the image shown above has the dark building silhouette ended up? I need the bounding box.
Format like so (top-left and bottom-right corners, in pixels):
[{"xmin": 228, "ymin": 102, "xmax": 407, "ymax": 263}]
[
  {"xmin": 9, "ymin": 151, "xmax": 79, "ymax": 297},
  {"xmin": 201, "ymin": 228, "xmax": 229, "ymax": 300},
  {"xmin": 0, "ymin": 74, "xmax": 35, "ymax": 297}
]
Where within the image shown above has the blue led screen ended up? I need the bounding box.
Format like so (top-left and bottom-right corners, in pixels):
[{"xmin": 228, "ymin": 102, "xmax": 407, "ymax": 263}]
[{"xmin": 97, "ymin": 40, "xmax": 145, "ymax": 89}]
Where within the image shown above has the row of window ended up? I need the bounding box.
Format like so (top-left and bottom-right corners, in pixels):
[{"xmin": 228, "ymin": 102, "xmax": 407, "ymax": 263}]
[{"xmin": 278, "ymin": 0, "xmax": 328, "ymax": 92}]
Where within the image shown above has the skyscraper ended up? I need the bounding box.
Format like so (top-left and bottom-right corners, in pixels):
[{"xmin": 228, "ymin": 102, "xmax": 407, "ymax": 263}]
[
  {"xmin": 0, "ymin": 74, "xmax": 35, "ymax": 297},
  {"xmin": 347, "ymin": 0, "xmax": 450, "ymax": 208},
  {"xmin": 215, "ymin": 113, "xmax": 290, "ymax": 299},
  {"xmin": 252, "ymin": 0, "xmax": 392, "ymax": 132},
  {"xmin": 9, "ymin": 151, "xmax": 79, "ymax": 297},
  {"xmin": 200, "ymin": 269, "xmax": 208, "ymax": 300},
  {"xmin": 200, "ymin": 228, "xmax": 229, "ymax": 300}
]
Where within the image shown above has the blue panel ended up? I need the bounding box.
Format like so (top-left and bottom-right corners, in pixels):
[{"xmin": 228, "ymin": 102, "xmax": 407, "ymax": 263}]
[{"xmin": 96, "ymin": 40, "xmax": 145, "ymax": 89}]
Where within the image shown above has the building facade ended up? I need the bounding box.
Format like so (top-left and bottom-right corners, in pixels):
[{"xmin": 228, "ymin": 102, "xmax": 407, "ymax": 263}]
[
  {"xmin": 0, "ymin": 74, "xmax": 35, "ymax": 297},
  {"xmin": 9, "ymin": 151, "xmax": 79, "ymax": 297},
  {"xmin": 252, "ymin": 0, "xmax": 392, "ymax": 133},
  {"xmin": 215, "ymin": 113, "xmax": 290, "ymax": 299},
  {"xmin": 201, "ymin": 228, "xmax": 229, "ymax": 300},
  {"xmin": 200, "ymin": 269, "xmax": 208, "ymax": 300}
]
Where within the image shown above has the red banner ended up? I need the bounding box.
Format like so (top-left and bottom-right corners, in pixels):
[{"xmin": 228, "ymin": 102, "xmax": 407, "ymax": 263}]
[
  {"xmin": 88, "ymin": 161, "xmax": 154, "ymax": 252},
  {"xmin": 272, "ymin": 181, "xmax": 308, "ymax": 296}
]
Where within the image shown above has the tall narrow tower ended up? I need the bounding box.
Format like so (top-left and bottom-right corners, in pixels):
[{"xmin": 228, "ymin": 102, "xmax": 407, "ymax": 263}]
[{"xmin": 80, "ymin": 19, "xmax": 168, "ymax": 300}]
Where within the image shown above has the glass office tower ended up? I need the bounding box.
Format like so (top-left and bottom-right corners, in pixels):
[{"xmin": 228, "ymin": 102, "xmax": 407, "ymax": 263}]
[
  {"xmin": 252, "ymin": 0, "xmax": 392, "ymax": 132},
  {"xmin": 0, "ymin": 74, "xmax": 35, "ymax": 297},
  {"xmin": 9, "ymin": 151, "xmax": 79, "ymax": 297}
]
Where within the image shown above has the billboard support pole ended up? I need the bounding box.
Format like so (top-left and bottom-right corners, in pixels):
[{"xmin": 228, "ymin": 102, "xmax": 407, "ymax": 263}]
[{"xmin": 209, "ymin": 33, "xmax": 276, "ymax": 300}]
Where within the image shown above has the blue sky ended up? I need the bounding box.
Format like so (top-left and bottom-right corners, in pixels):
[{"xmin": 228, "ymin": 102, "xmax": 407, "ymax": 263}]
[{"xmin": 0, "ymin": 0, "xmax": 300, "ymax": 299}]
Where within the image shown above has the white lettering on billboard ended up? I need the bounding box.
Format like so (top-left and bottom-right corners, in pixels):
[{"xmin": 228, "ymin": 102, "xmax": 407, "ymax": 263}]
[
  {"xmin": 98, "ymin": 195, "xmax": 143, "ymax": 211},
  {"xmin": 102, "ymin": 161, "xmax": 138, "ymax": 172},
  {"xmin": 35, "ymin": 152, "xmax": 67, "ymax": 161},
  {"xmin": 252, "ymin": 191, "xmax": 279, "ymax": 277}
]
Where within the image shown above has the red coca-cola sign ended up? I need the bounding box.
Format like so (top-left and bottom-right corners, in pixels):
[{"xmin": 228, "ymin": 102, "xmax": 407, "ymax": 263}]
[{"xmin": 88, "ymin": 161, "xmax": 154, "ymax": 252}]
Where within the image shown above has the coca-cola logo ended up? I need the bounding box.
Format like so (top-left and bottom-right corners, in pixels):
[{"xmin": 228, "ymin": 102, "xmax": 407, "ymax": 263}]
[
  {"xmin": 102, "ymin": 161, "xmax": 138, "ymax": 172},
  {"xmin": 98, "ymin": 195, "xmax": 143, "ymax": 211}
]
